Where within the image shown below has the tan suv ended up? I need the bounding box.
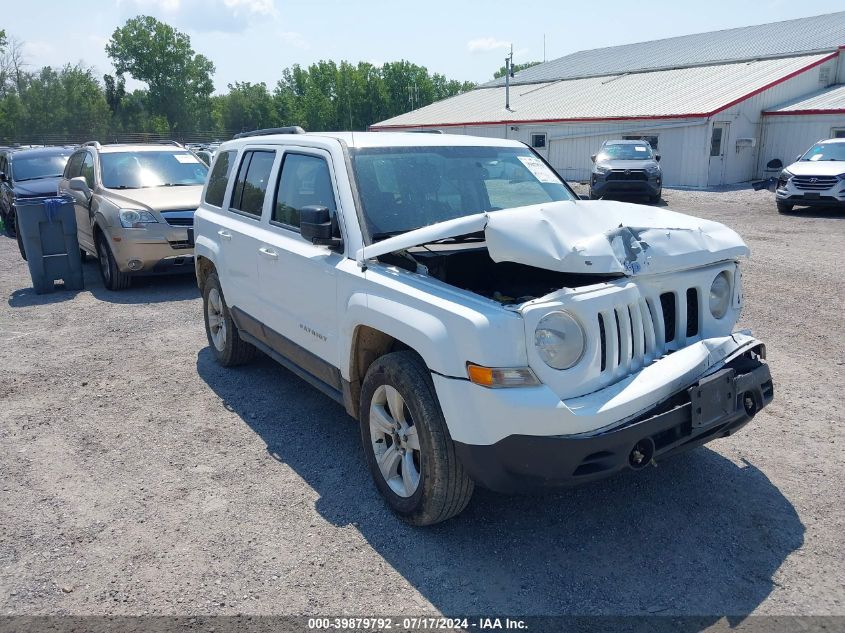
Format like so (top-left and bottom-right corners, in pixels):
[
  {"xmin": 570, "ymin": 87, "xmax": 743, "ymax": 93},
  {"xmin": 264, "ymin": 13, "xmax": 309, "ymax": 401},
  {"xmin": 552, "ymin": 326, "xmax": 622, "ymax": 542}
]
[{"xmin": 58, "ymin": 141, "xmax": 208, "ymax": 290}]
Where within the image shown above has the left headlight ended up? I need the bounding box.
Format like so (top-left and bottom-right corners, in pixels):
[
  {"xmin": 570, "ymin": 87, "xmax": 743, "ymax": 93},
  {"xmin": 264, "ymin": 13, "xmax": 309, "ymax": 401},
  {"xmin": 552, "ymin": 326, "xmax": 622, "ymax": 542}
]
[
  {"xmin": 119, "ymin": 208, "xmax": 158, "ymax": 228},
  {"xmin": 709, "ymin": 271, "xmax": 732, "ymax": 319},
  {"xmin": 534, "ymin": 311, "xmax": 586, "ymax": 370},
  {"xmin": 646, "ymin": 164, "xmax": 661, "ymax": 175}
]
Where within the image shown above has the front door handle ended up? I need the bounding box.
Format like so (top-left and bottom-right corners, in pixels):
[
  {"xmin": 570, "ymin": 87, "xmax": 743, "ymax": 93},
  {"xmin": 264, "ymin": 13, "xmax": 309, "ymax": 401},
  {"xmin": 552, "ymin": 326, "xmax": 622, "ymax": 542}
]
[
  {"xmin": 218, "ymin": 230, "xmax": 232, "ymax": 241},
  {"xmin": 258, "ymin": 247, "xmax": 278, "ymax": 260}
]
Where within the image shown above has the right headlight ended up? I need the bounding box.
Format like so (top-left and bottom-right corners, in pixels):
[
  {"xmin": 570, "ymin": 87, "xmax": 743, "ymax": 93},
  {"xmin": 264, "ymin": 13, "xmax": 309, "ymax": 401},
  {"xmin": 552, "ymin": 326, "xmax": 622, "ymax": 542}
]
[
  {"xmin": 534, "ymin": 311, "xmax": 586, "ymax": 370},
  {"xmin": 709, "ymin": 271, "xmax": 732, "ymax": 319},
  {"xmin": 594, "ymin": 163, "xmax": 611, "ymax": 175},
  {"xmin": 119, "ymin": 208, "xmax": 158, "ymax": 228}
]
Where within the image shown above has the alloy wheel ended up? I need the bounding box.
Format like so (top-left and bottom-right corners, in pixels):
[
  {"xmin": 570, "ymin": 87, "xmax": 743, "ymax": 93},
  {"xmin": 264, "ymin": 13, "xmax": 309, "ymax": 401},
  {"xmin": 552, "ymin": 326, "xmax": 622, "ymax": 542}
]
[
  {"xmin": 369, "ymin": 384, "xmax": 421, "ymax": 498},
  {"xmin": 206, "ymin": 287, "xmax": 227, "ymax": 351}
]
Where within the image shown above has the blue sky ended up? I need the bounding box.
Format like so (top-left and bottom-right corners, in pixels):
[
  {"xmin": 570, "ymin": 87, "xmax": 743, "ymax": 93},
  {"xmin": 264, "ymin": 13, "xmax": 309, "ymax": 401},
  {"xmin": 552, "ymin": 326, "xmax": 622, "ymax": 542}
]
[{"xmin": 6, "ymin": 0, "xmax": 845, "ymax": 93}]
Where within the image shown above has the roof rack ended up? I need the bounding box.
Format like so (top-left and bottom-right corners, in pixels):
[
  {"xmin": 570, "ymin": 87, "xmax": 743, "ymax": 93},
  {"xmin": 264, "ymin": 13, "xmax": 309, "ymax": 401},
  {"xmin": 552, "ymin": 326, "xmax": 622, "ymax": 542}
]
[
  {"xmin": 233, "ymin": 126, "xmax": 306, "ymax": 139},
  {"xmin": 83, "ymin": 141, "xmax": 102, "ymax": 148},
  {"xmin": 158, "ymin": 140, "xmax": 184, "ymax": 147}
]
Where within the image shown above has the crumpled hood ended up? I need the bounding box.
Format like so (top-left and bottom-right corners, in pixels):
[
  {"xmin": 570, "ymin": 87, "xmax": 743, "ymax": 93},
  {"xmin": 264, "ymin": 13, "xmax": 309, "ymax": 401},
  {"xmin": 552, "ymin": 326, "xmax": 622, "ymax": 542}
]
[
  {"xmin": 359, "ymin": 199, "xmax": 749, "ymax": 276},
  {"xmin": 785, "ymin": 160, "xmax": 845, "ymax": 176}
]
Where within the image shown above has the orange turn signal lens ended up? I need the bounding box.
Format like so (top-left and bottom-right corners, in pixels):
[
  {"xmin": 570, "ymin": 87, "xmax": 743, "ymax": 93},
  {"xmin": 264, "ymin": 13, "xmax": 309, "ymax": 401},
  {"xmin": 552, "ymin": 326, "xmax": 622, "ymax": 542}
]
[{"xmin": 466, "ymin": 363, "xmax": 540, "ymax": 388}]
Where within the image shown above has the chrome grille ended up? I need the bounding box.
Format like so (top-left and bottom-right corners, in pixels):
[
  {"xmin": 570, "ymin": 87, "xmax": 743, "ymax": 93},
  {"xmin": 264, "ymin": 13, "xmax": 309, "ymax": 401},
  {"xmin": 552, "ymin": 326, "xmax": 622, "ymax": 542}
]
[
  {"xmin": 165, "ymin": 217, "xmax": 194, "ymax": 226},
  {"xmin": 792, "ymin": 175, "xmax": 838, "ymax": 190}
]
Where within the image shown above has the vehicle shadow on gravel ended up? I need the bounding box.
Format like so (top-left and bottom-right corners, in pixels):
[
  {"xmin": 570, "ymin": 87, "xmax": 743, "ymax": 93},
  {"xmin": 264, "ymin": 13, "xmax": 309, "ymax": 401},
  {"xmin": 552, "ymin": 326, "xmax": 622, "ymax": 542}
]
[
  {"xmin": 196, "ymin": 347, "xmax": 803, "ymax": 622},
  {"xmin": 8, "ymin": 260, "xmax": 198, "ymax": 308}
]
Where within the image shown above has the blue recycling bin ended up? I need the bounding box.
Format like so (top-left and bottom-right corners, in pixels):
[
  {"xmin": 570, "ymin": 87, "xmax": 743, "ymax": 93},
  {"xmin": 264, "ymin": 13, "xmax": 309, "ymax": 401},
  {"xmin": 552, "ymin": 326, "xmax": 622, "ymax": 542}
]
[{"xmin": 16, "ymin": 196, "xmax": 84, "ymax": 294}]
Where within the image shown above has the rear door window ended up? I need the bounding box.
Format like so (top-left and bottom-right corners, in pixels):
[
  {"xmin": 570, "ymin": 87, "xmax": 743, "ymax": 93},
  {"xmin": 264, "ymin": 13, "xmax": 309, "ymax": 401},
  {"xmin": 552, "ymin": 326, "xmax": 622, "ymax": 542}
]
[
  {"xmin": 230, "ymin": 150, "xmax": 276, "ymax": 217},
  {"xmin": 205, "ymin": 150, "xmax": 236, "ymax": 207}
]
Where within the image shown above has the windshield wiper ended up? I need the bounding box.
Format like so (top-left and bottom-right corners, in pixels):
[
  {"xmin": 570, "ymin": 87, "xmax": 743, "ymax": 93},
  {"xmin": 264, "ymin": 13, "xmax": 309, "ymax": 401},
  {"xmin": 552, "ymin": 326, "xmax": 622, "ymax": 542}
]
[
  {"xmin": 371, "ymin": 230, "xmax": 408, "ymax": 241},
  {"xmin": 160, "ymin": 183, "xmax": 196, "ymax": 187},
  {"xmin": 426, "ymin": 231, "xmax": 485, "ymax": 245},
  {"xmin": 16, "ymin": 175, "xmax": 62, "ymax": 182},
  {"xmin": 108, "ymin": 185, "xmax": 141, "ymax": 190}
]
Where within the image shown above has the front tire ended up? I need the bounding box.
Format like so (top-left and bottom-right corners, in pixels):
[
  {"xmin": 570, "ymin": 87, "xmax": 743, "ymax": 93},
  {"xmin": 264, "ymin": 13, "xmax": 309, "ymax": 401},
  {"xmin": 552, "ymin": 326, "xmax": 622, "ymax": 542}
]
[
  {"xmin": 96, "ymin": 231, "xmax": 131, "ymax": 290},
  {"xmin": 202, "ymin": 272, "xmax": 257, "ymax": 367},
  {"xmin": 776, "ymin": 201, "xmax": 794, "ymax": 214},
  {"xmin": 359, "ymin": 351, "xmax": 474, "ymax": 525}
]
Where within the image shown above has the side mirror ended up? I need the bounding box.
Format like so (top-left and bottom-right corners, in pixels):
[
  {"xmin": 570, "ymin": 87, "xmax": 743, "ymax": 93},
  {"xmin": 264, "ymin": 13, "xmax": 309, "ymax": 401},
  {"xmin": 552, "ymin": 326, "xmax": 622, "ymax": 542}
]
[
  {"xmin": 654, "ymin": 154, "xmax": 661, "ymax": 162},
  {"xmin": 69, "ymin": 176, "xmax": 91, "ymax": 197},
  {"xmin": 590, "ymin": 154, "xmax": 597, "ymax": 163},
  {"xmin": 300, "ymin": 205, "xmax": 342, "ymax": 249},
  {"xmin": 0, "ymin": 172, "xmax": 6, "ymax": 182}
]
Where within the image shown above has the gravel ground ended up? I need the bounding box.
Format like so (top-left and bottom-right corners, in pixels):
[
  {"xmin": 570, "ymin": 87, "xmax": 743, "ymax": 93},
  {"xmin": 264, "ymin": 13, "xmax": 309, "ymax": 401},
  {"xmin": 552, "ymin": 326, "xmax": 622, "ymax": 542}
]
[{"xmin": 0, "ymin": 186, "xmax": 843, "ymax": 619}]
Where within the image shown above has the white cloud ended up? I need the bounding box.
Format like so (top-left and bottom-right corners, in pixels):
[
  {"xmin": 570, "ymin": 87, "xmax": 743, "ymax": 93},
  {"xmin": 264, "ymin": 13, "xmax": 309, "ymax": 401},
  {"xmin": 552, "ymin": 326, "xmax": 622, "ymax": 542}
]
[
  {"xmin": 466, "ymin": 37, "xmax": 510, "ymax": 53},
  {"xmin": 118, "ymin": 0, "xmax": 278, "ymax": 32},
  {"xmin": 279, "ymin": 31, "xmax": 309, "ymax": 50}
]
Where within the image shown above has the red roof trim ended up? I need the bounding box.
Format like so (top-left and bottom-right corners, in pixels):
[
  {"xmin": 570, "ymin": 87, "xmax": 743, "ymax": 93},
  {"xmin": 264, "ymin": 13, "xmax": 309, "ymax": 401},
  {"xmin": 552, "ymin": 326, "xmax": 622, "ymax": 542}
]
[
  {"xmin": 370, "ymin": 51, "xmax": 840, "ymax": 130},
  {"xmin": 763, "ymin": 108, "xmax": 845, "ymax": 116}
]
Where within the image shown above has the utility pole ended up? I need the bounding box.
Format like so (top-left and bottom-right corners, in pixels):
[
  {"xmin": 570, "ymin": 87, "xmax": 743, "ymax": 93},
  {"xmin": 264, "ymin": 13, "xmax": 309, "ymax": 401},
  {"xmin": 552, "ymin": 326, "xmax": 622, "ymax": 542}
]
[{"xmin": 505, "ymin": 44, "xmax": 514, "ymax": 111}]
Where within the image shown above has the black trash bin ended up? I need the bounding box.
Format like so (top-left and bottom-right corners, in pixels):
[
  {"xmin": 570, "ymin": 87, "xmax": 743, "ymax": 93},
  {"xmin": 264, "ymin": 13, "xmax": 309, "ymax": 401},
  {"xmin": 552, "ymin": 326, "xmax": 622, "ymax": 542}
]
[{"xmin": 16, "ymin": 196, "xmax": 84, "ymax": 294}]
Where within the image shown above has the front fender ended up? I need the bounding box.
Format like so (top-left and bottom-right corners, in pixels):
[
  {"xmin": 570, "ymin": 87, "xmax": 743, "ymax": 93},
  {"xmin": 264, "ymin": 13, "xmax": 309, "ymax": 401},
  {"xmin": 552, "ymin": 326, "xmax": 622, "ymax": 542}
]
[{"xmin": 341, "ymin": 288, "xmax": 529, "ymax": 380}]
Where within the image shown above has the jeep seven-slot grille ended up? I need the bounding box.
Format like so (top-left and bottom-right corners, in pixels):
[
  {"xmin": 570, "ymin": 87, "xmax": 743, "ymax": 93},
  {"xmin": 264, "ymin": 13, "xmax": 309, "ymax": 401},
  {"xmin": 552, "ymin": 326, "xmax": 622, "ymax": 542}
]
[
  {"xmin": 792, "ymin": 175, "xmax": 838, "ymax": 191},
  {"xmin": 597, "ymin": 287, "xmax": 701, "ymax": 376}
]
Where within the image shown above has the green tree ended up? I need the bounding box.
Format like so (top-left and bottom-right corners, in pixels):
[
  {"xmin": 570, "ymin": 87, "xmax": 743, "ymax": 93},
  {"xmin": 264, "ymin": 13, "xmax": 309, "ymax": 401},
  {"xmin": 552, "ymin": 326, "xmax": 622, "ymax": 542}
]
[
  {"xmin": 106, "ymin": 15, "xmax": 215, "ymax": 135},
  {"xmin": 493, "ymin": 60, "xmax": 541, "ymax": 79},
  {"xmin": 217, "ymin": 81, "xmax": 278, "ymax": 133}
]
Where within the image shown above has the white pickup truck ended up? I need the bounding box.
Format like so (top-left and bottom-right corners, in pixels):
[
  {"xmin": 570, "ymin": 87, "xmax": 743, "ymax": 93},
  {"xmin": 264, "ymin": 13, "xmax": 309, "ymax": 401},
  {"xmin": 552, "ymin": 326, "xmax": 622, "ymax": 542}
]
[{"xmin": 194, "ymin": 128, "xmax": 773, "ymax": 525}]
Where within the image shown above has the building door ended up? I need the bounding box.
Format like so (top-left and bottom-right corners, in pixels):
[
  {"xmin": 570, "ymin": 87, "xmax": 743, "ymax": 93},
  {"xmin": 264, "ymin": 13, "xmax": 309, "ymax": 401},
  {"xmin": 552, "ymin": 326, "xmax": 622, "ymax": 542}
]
[{"xmin": 707, "ymin": 122, "xmax": 730, "ymax": 186}]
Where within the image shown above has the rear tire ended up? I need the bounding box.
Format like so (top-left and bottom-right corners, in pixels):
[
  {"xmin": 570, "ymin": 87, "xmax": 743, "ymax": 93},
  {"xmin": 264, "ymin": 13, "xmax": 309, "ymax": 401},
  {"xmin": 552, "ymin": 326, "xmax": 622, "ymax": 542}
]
[
  {"xmin": 776, "ymin": 201, "xmax": 794, "ymax": 214},
  {"xmin": 202, "ymin": 271, "xmax": 257, "ymax": 367},
  {"xmin": 96, "ymin": 231, "xmax": 131, "ymax": 290},
  {"xmin": 359, "ymin": 350, "xmax": 474, "ymax": 526}
]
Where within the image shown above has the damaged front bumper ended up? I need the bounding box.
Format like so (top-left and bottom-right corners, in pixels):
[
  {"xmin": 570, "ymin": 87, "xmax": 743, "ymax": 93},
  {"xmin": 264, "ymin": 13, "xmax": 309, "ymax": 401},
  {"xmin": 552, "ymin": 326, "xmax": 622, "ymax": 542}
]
[{"xmin": 433, "ymin": 333, "xmax": 773, "ymax": 493}]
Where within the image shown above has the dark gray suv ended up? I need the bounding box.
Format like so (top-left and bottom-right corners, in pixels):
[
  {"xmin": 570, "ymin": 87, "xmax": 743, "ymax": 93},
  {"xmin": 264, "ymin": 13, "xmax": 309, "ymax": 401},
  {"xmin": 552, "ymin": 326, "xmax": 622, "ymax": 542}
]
[{"xmin": 589, "ymin": 140, "xmax": 662, "ymax": 202}]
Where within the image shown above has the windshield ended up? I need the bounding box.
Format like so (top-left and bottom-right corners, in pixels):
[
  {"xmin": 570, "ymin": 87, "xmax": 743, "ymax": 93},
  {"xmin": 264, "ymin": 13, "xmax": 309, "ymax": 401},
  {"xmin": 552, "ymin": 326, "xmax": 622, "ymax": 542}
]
[
  {"xmin": 12, "ymin": 153, "xmax": 71, "ymax": 181},
  {"xmin": 597, "ymin": 143, "xmax": 653, "ymax": 161},
  {"xmin": 351, "ymin": 146, "xmax": 575, "ymax": 240},
  {"xmin": 800, "ymin": 143, "xmax": 845, "ymax": 162},
  {"xmin": 100, "ymin": 151, "xmax": 208, "ymax": 189}
]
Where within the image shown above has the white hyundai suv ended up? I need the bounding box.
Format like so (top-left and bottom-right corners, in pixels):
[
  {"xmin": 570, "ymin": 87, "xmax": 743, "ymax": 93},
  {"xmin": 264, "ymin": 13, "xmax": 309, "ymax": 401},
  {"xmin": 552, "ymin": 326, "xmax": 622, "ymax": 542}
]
[
  {"xmin": 775, "ymin": 137, "xmax": 845, "ymax": 213},
  {"xmin": 194, "ymin": 128, "xmax": 773, "ymax": 525}
]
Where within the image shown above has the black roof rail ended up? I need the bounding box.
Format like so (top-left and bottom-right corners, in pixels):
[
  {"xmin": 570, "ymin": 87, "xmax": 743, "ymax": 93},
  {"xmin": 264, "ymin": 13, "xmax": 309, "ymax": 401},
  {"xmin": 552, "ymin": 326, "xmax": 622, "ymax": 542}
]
[
  {"xmin": 233, "ymin": 126, "xmax": 306, "ymax": 139},
  {"xmin": 407, "ymin": 129, "xmax": 443, "ymax": 134}
]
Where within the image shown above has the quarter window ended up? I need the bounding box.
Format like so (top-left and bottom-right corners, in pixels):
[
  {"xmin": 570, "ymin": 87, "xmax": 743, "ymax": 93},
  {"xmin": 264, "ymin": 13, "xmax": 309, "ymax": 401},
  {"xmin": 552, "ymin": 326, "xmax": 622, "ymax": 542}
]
[
  {"xmin": 205, "ymin": 150, "xmax": 236, "ymax": 207},
  {"xmin": 273, "ymin": 153, "xmax": 337, "ymax": 228},
  {"xmin": 230, "ymin": 150, "xmax": 276, "ymax": 217},
  {"xmin": 831, "ymin": 128, "xmax": 845, "ymax": 139}
]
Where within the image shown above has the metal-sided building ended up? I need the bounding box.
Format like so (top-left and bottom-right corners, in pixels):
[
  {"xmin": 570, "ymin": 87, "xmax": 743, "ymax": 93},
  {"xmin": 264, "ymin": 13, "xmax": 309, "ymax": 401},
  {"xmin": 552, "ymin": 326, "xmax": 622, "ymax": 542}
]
[{"xmin": 370, "ymin": 12, "xmax": 845, "ymax": 188}]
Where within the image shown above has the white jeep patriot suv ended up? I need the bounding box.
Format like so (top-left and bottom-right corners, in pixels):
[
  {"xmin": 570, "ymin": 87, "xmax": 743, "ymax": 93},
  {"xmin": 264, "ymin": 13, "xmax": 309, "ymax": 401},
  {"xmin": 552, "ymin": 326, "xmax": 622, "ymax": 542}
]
[{"xmin": 194, "ymin": 128, "xmax": 773, "ymax": 525}]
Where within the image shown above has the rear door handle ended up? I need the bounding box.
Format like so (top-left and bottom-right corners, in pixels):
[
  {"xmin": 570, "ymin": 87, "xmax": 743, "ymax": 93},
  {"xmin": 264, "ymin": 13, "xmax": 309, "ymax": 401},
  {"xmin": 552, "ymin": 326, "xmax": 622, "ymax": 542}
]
[
  {"xmin": 217, "ymin": 230, "xmax": 232, "ymax": 241},
  {"xmin": 258, "ymin": 247, "xmax": 278, "ymax": 260}
]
